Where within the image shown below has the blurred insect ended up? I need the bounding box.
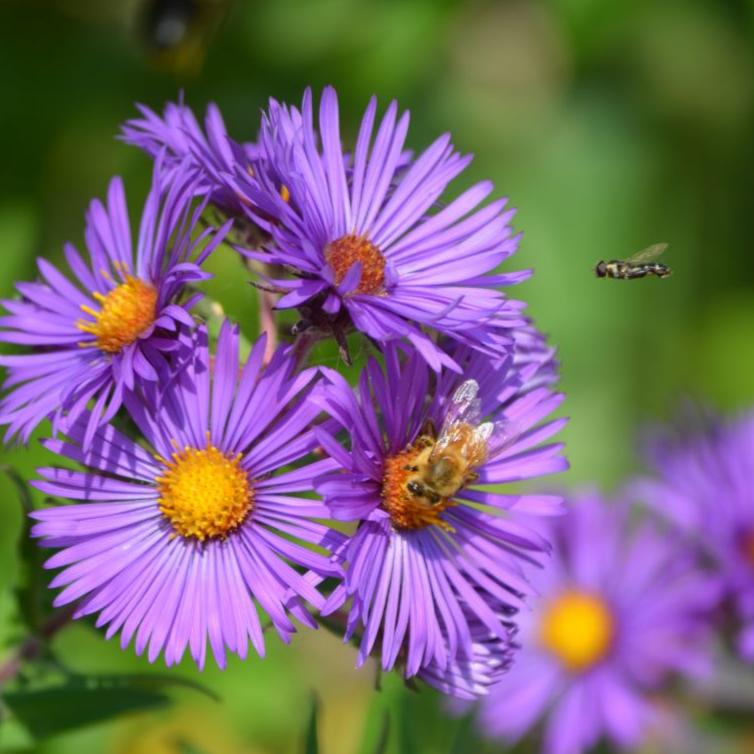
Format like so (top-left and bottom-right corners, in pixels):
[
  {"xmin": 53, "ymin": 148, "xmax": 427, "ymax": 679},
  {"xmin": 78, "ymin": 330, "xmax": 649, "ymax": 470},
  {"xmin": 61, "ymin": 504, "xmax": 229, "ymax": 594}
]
[
  {"xmin": 594, "ymin": 243, "xmax": 671, "ymax": 280},
  {"xmin": 403, "ymin": 380, "xmax": 518, "ymax": 506},
  {"xmin": 138, "ymin": 0, "xmax": 233, "ymax": 73}
]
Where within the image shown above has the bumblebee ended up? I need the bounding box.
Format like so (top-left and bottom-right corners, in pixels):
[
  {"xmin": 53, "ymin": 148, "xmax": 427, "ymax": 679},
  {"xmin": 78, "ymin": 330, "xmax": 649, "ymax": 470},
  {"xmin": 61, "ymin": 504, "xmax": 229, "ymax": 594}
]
[{"xmin": 138, "ymin": 0, "xmax": 232, "ymax": 73}]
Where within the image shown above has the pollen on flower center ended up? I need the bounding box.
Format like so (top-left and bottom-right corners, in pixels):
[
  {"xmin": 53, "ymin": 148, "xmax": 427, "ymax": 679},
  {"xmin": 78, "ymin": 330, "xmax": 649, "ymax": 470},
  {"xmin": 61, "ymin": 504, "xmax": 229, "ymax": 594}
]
[
  {"xmin": 324, "ymin": 234, "xmax": 386, "ymax": 295},
  {"xmin": 157, "ymin": 443, "xmax": 253, "ymax": 541},
  {"xmin": 77, "ymin": 275, "xmax": 158, "ymax": 353},
  {"xmin": 381, "ymin": 443, "xmax": 456, "ymax": 532},
  {"xmin": 539, "ymin": 590, "xmax": 614, "ymax": 672}
]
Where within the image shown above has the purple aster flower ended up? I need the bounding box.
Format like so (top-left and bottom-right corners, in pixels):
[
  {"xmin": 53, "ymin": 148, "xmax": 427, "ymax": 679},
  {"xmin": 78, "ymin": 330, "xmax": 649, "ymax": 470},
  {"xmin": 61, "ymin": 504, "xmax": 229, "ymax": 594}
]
[
  {"xmin": 0, "ymin": 160, "xmax": 230, "ymax": 445},
  {"xmin": 418, "ymin": 603, "xmax": 518, "ymax": 700},
  {"xmin": 478, "ymin": 493, "xmax": 719, "ymax": 754},
  {"xmin": 633, "ymin": 409, "xmax": 754, "ymax": 659},
  {"xmin": 121, "ymin": 98, "xmax": 259, "ymax": 217},
  {"xmin": 29, "ymin": 323, "xmax": 343, "ymax": 669},
  {"xmin": 229, "ymin": 86, "xmax": 530, "ymax": 370},
  {"xmin": 311, "ymin": 329, "xmax": 567, "ymax": 692}
]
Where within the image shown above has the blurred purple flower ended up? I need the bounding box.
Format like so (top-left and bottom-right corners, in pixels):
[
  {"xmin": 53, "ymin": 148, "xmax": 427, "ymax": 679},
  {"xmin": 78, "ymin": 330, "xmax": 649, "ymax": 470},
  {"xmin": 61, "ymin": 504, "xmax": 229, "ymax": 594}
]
[
  {"xmin": 478, "ymin": 493, "xmax": 719, "ymax": 754},
  {"xmin": 234, "ymin": 86, "xmax": 530, "ymax": 371},
  {"xmin": 311, "ymin": 328, "xmax": 567, "ymax": 693},
  {"xmin": 634, "ymin": 410, "xmax": 754, "ymax": 659},
  {"xmin": 0, "ymin": 160, "xmax": 229, "ymax": 446},
  {"xmin": 29, "ymin": 323, "xmax": 343, "ymax": 669}
]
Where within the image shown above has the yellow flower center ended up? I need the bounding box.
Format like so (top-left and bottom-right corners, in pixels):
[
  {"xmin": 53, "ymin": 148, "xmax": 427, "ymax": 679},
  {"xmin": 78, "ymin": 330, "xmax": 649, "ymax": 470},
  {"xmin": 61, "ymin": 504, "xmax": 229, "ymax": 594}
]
[
  {"xmin": 156, "ymin": 444, "xmax": 253, "ymax": 542},
  {"xmin": 324, "ymin": 234, "xmax": 386, "ymax": 295},
  {"xmin": 78, "ymin": 275, "xmax": 158, "ymax": 353},
  {"xmin": 381, "ymin": 442, "xmax": 456, "ymax": 531},
  {"xmin": 539, "ymin": 590, "xmax": 615, "ymax": 672}
]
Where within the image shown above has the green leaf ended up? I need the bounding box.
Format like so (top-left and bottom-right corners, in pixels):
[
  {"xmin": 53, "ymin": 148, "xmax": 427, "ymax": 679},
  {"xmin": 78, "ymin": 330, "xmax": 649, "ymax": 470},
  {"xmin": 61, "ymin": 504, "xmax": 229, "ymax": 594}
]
[
  {"xmin": 371, "ymin": 712, "xmax": 390, "ymax": 754},
  {"xmin": 0, "ymin": 465, "xmax": 34, "ymax": 515},
  {"xmin": 1, "ymin": 465, "xmax": 48, "ymax": 633},
  {"xmin": 304, "ymin": 693, "xmax": 319, "ymax": 754},
  {"xmin": 394, "ymin": 697, "xmax": 415, "ymax": 754},
  {"xmin": 176, "ymin": 741, "xmax": 211, "ymax": 754},
  {"xmin": 448, "ymin": 715, "xmax": 474, "ymax": 754},
  {"xmin": 3, "ymin": 673, "xmax": 218, "ymax": 740},
  {"xmin": 697, "ymin": 706, "xmax": 754, "ymax": 735}
]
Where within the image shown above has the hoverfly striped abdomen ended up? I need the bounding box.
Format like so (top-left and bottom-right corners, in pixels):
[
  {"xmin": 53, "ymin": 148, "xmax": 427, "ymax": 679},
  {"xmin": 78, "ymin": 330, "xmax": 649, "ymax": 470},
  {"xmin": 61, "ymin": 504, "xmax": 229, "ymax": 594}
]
[{"xmin": 594, "ymin": 244, "xmax": 671, "ymax": 280}]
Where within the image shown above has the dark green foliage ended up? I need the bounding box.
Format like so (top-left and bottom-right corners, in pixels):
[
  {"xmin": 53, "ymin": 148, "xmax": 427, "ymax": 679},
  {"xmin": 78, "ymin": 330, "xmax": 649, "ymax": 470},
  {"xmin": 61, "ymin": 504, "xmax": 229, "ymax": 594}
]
[
  {"xmin": 304, "ymin": 694, "xmax": 319, "ymax": 754},
  {"xmin": 3, "ymin": 673, "xmax": 218, "ymax": 740}
]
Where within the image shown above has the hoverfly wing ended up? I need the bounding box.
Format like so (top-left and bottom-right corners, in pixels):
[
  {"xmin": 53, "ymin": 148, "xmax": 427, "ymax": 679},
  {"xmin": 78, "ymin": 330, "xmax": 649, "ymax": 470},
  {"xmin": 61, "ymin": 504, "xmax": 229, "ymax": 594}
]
[{"xmin": 625, "ymin": 242, "xmax": 668, "ymax": 265}]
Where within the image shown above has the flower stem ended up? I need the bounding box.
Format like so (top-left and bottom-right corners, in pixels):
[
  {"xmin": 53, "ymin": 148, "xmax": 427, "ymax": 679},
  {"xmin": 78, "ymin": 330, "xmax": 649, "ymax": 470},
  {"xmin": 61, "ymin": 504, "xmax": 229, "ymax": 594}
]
[{"xmin": 0, "ymin": 604, "xmax": 76, "ymax": 686}]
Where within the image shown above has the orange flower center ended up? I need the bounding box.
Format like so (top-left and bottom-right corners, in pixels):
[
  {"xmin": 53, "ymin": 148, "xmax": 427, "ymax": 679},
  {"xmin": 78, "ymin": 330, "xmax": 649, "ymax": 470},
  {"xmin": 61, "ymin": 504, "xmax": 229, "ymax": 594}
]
[
  {"xmin": 156, "ymin": 444, "xmax": 253, "ymax": 541},
  {"xmin": 539, "ymin": 590, "xmax": 615, "ymax": 672},
  {"xmin": 324, "ymin": 234, "xmax": 386, "ymax": 295},
  {"xmin": 78, "ymin": 276, "xmax": 158, "ymax": 353}
]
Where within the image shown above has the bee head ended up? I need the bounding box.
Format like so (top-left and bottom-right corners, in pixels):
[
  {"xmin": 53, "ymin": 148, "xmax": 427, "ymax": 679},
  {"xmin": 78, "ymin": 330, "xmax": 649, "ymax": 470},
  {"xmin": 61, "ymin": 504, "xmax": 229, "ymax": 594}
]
[
  {"xmin": 406, "ymin": 480, "xmax": 442, "ymax": 505},
  {"xmin": 407, "ymin": 481, "xmax": 424, "ymax": 497}
]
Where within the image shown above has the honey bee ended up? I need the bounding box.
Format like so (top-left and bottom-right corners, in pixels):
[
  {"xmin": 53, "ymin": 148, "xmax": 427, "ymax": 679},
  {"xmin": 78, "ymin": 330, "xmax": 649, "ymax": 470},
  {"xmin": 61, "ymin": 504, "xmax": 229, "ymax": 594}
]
[{"xmin": 402, "ymin": 380, "xmax": 511, "ymax": 506}]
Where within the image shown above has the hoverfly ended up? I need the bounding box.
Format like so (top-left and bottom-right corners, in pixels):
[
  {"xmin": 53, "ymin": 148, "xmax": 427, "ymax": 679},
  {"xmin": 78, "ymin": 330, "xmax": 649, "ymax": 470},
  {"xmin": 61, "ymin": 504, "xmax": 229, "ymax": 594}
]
[
  {"xmin": 595, "ymin": 243, "xmax": 671, "ymax": 280},
  {"xmin": 403, "ymin": 380, "xmax": 518, "ymax": 507}
]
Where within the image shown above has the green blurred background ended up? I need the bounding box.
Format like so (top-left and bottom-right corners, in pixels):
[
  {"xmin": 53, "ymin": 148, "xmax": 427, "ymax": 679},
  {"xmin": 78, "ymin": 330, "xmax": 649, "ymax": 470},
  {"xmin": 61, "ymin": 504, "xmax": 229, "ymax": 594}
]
[{"xmin": 1, "ymin": 0, "xmax": 754, "ymax": 752}]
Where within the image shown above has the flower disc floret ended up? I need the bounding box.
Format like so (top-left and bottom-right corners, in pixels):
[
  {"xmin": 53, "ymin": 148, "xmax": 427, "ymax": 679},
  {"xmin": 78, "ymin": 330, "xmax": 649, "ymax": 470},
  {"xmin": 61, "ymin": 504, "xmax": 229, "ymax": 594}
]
[
  {"xmin": 157, "ymin": 443, "xmax": 252, "ymax": 541},
  {"xmin": 324, "ymin": 234, "xmax": 386, "ymax": 295},
  {"xmin": 78, "ymin": 275, "xmax": 157, "ymax": 353}
]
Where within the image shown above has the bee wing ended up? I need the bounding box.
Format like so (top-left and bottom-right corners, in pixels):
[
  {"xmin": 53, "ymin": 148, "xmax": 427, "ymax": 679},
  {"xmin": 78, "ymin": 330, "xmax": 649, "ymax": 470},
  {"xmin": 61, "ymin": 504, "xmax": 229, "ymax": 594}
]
[
  {"xmin": 448, "ymin": 379, "xmax": 481, "ymax": 424},
  {"xmin": 435, "ymin": 379, "xmax": 482, "ymax": 451},
  {"xmin": 463, "ymin": 421, "xmax": 495, "ymax": 467},
  {"xmin": 625, "ymin": 243, "xmax": 668, "ymax": 265},
  {"xmin": 485, "ymin": 417, "xmax": 525, "ymax": 460}
]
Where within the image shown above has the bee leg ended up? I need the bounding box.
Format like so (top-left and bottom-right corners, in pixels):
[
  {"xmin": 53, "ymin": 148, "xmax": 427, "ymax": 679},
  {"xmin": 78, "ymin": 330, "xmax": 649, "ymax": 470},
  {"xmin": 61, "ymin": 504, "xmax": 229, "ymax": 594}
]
[{"xmin": 333, "ymin": 326, "xmax": 352, "ymax": 366}]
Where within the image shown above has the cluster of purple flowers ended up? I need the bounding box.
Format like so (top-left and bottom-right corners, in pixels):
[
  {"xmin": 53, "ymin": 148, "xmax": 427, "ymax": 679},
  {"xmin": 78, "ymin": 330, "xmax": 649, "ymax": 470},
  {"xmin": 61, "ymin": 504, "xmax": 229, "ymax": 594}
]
[
  {"xmin": 0, "ymin": 87, "xmax": 567, "ymax": 692},
  {"xmin": 3, "ymin": 85, "xmax": 751, "ymax": 754}
]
